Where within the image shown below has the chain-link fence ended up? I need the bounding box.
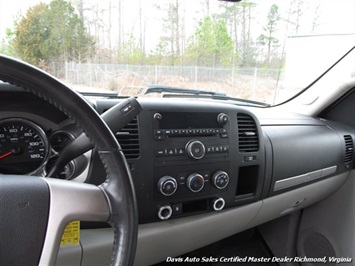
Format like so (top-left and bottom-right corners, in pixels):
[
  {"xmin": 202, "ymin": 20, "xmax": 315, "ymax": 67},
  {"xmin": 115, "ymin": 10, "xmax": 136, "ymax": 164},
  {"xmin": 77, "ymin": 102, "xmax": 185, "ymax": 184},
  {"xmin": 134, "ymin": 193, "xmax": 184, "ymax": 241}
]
[{"xmin": 52, "ymin": 62, "xmax": 284, "ymax": 103}]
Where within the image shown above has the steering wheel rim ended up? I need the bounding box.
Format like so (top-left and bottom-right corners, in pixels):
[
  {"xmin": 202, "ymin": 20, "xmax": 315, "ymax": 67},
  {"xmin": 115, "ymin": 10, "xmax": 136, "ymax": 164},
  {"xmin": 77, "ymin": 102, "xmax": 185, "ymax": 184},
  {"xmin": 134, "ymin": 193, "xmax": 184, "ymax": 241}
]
[{"xmin": 0, "ymin": 55, "xmax": 138, "ymax": 266}]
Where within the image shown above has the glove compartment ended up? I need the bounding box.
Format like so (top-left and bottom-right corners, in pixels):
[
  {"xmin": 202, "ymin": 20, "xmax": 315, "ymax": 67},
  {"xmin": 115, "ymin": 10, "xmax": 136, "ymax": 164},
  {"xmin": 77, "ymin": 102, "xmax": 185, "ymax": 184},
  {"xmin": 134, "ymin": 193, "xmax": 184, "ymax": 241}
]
[{"xmin": 263, "ymin": 125, "xmax": 343, "ymax": 196}]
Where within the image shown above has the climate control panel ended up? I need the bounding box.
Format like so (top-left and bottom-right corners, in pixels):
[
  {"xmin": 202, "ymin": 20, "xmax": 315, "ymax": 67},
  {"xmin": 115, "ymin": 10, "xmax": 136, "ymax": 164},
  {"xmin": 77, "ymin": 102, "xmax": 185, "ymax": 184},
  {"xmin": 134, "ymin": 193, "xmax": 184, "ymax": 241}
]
[{"xmin": 157, "ymin": 170, "xmax": 230, "ymax": 197}]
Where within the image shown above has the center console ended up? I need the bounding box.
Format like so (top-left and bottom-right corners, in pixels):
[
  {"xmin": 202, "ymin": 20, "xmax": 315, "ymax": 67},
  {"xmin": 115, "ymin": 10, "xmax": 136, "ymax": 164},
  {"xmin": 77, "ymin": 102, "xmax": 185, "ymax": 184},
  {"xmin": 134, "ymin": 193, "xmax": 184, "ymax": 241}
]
[
  {"xmin": 104, "ymin": 102, "xmax": 265, "ymax": 224},
  {"xmin": 150, "ymin": 111, "xmax": 234, "ymax": 220}
]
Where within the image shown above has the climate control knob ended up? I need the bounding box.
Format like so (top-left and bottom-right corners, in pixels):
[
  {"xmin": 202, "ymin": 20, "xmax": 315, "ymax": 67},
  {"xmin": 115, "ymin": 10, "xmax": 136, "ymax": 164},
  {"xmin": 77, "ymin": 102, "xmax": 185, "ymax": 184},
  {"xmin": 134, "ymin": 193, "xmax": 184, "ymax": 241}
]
[
  {"xmin": 157, "ymin": 176, "xmax": 177, "ymax": 196},
  {"xmin": 186, "ymin": 173, "xmax": 205, "ymax": 193},
  {"xmin": 186, "ymin": 140, "xmax": 205, "ymax": 160},
  {"xmin": 212, "ymin": 171, "xmax": 229, "ymax": 189}
]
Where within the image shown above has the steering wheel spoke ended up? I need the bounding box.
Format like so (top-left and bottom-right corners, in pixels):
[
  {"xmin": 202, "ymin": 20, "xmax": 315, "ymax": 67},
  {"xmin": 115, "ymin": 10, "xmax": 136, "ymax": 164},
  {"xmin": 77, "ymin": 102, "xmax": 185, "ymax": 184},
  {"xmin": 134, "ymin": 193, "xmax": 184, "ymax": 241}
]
[{"xmin": 39, "ymin": 178, "xmax": 110, "ymax": 265}]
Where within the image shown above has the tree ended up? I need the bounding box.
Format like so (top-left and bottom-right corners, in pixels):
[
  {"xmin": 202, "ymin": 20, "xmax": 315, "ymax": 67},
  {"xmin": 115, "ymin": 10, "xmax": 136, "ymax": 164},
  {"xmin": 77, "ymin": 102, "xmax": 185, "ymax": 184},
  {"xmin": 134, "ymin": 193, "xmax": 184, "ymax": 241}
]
[
  {"xmin": 257, "ymin": 4, "xmax": 280, "ymax": 64},
  {"xmin": 186, "ymin": 16, "xmax": 234, "ymax": 67},
  {"xmin": 157, "ymin": 0, "xmax": 185, "ymax": 65},
  {"xmin": 291, "ymin": 0, "xmax": 305, "ymax": 34},
  {"xmin": 0, "ymin": 28, "xmax": 15, "ymax": 56},
  {"xmin": 149, "ymin": 41, "xmax": 169, "ymax": 65},
  {"xmin": 13, "ymin": 0, "xmax": 94, "ymax": 66},
  {"xmin": 311, "ymin": 4, "xmax": 321, "ymax": 33},
  {"xmin": 219, "ymin": 0, "xmax": 256, "ymax": 67},
  {"xmin": 119, "ymin": 33, "xmax": 145, "ymax": 64},
  {"xmin": 213, "ymin": 19, "xmax": 234, "ymax": 66},
  {"xmin": 239, "ymin": 1, "xmax": 256, "ymax": 67},
  {"xmin": 13, "ymin": 3, "xmax": 49, "ymax": 65}
]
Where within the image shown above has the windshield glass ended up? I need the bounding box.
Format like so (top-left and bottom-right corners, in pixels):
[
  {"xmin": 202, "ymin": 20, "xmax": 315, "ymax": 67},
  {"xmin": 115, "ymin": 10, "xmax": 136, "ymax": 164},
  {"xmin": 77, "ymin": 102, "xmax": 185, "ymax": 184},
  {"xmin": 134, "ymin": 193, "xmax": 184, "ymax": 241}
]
[{"xmin": 1, "ymin": 0, "xmax": 354, "ymax": 105}]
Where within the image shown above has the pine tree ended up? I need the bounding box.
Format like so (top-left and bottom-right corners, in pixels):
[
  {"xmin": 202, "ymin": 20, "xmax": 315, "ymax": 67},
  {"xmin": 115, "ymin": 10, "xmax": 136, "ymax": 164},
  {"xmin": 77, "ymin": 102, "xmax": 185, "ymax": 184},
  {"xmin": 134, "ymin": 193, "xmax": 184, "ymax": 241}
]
[{"xmin": 257, "ymin": 4, "xmax": 280, "ymax": 65}]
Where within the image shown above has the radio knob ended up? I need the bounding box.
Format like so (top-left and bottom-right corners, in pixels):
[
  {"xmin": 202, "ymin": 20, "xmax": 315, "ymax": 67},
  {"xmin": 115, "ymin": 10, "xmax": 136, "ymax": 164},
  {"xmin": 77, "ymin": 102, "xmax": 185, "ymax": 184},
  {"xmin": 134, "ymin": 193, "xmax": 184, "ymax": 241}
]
[
  {"xmin": 186, "ymin": 140, "xmax": 205, "ymax": 160},
  {"xmin": 157, "ymin": 176, "xmax": 177, "ymax": 196},
  {"xmin": 153, "ymin": 113, "xmax": 163, "ymax": 120},
  {"xmin": 217, "ymin": 113, "xmax": 229, "ymax": 125},
  {"xmin": 186, "ymin": 173, "xmax": 205, "ymax": 193},
  {"xmin": 212, "ymin": 171, "xmax": 229, "ymax": 189}
]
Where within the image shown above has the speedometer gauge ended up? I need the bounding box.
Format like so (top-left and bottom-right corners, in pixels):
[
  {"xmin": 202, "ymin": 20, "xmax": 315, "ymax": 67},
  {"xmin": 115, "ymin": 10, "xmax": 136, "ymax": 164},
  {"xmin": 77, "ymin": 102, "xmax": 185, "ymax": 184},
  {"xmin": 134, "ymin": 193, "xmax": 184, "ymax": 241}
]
[{"xmin": 0, "ymin": 118, "xmax": 49, "ymax": 175}]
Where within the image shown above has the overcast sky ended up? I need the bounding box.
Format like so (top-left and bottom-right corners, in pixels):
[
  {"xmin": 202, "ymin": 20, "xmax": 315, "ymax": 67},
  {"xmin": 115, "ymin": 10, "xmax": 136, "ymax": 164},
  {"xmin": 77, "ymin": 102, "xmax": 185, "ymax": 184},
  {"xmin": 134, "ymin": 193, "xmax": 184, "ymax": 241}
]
[{"xmin": 1, "ymin": 0, "xmax": 354, "ymax": 51}]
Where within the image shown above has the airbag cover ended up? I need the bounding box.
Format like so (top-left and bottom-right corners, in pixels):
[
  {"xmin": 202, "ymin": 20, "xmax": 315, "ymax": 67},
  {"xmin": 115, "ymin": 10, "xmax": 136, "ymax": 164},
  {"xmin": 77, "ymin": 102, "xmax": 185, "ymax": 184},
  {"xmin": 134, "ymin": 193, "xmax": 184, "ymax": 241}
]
[{"xmin": 0, "ymin": 175, "xmax": 50, "ymax": 265}]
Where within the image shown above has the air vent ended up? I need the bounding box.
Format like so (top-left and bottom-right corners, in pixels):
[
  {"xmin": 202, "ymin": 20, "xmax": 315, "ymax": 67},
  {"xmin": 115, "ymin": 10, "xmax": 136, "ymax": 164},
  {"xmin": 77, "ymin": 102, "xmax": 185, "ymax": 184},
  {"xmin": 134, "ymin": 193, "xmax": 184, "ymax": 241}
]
[
  {"xmin": 237, "ymin": 113, "xmax": 259, "ymax": 152},
  {"xmin": 344, "ymin": 135, "xmax": 353, "ymax": 163},
  {"xmin": 115, "ymin": 117, "xmax": 140, "ymax": 159}
]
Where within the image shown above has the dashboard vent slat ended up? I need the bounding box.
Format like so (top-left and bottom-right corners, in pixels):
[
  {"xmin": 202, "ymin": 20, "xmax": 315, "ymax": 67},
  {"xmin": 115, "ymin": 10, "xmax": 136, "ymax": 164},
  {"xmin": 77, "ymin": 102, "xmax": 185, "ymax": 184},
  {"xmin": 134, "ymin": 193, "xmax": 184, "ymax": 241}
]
[
  {"xmin": 237, "ymin": 113, "xmax": 259, "ymax": 152},
  {"xmin": 344, "ymin": 135, "xmax": 353, "ymax": 163},
  {"xmin": 115, "ymin": 117, "xmax": 140, "ymax": 159}
]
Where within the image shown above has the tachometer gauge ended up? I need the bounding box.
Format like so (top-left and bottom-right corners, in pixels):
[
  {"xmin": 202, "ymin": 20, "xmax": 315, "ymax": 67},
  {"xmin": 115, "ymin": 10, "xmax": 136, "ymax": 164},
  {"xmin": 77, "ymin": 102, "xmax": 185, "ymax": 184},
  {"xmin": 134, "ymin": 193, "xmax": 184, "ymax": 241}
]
[{"xmin": 0, "ymin": 118, "xmax": 50, "ymax": 175}]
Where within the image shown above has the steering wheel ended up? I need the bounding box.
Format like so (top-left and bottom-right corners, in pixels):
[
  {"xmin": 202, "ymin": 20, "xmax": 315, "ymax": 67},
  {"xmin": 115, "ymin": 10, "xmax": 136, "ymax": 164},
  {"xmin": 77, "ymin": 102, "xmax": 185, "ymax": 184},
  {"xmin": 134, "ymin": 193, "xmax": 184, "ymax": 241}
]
[{"xmin": 0, "ymin": 55, "xmax": 138, "ymax": 266}]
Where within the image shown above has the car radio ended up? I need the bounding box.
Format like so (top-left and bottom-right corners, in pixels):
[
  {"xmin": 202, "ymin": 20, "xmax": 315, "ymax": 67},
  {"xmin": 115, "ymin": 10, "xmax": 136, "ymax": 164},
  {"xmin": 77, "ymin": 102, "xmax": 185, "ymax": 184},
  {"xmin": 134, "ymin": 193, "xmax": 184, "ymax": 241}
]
[{"xmin": 152, "ymin": 111, "xmax": 229, "ymax": 160}]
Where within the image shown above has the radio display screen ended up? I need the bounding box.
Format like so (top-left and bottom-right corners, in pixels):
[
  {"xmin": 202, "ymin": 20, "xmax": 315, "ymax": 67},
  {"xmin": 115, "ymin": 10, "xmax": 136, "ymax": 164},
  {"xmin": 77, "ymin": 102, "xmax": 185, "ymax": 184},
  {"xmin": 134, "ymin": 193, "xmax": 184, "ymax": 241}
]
[{"xmin": 159, "ymin": 112, "xmax": 222, "ymax": 129}]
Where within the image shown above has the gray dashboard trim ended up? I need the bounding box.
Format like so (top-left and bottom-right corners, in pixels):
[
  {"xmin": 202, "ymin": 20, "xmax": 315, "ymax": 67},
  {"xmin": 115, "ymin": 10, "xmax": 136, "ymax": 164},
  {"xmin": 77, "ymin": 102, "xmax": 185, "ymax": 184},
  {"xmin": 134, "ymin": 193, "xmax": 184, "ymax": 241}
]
[
  {"xmin": 274, "ymin": 165, "xmax": 338, "ymax": 191},
  {"xmin": 135, "ymin": 201, "xmax": 262, "ymax": 265},
  {"xmin": 57, "ymin": 172, "xmax": 350, "ymax": 266}
]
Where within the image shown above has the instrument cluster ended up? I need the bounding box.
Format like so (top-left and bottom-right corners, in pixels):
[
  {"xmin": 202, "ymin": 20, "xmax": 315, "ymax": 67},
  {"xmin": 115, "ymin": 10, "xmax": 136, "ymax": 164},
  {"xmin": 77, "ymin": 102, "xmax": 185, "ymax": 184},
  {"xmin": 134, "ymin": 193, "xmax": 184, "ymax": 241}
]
[{"xmin": 0, "ymin": 117, "xmax": 83, "ymax": 179}]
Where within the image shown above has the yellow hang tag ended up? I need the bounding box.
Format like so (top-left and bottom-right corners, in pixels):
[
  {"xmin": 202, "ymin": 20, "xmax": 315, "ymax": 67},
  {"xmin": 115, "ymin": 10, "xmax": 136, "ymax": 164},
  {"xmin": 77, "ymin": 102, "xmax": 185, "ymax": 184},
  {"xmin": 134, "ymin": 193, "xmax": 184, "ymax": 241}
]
[{"xmin": 60, "ymin": 220, "xmax": 80, "ymax": 246}]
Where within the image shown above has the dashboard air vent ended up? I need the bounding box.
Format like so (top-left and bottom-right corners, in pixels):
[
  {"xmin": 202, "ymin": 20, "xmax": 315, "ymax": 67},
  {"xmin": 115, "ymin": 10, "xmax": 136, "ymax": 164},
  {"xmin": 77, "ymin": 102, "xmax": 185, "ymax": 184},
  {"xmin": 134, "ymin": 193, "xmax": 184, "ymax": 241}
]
[
  {"xmin": 115, "ymin": 116, "xmax": 140, "ymax": 159},
  {"xmin": 344, "ymin": 135, "xmax": 353, "ymax": 163},
  {"xmin": 237, "ymin": 113, "xmax": 259, "ymax": 152}
]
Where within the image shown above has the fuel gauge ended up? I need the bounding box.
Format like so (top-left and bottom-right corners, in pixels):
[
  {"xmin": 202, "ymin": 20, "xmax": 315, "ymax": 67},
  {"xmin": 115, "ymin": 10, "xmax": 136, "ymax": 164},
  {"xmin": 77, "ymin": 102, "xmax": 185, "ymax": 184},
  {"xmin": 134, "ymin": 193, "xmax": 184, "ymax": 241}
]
[{"xmin": 50, "ymin": 131, "xmax": 74, "ymax": 152}]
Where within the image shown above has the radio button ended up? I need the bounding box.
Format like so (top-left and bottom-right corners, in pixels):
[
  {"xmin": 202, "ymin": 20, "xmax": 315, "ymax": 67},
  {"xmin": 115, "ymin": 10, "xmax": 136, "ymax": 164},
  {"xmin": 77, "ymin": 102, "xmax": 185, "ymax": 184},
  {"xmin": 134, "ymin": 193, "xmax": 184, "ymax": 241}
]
[
  {"xmin": 178, "ymin": 175, "xmax": 186, "ymax": 184},
  {"xmin": 177, "ymin": 148, "xmax": 185, "ymax": 155},
  {"xmin": 154, "ymin": 134, "xmax": 165, "ymax": 141},
  {"xmin": 172, "ymin": 203, "xmax": 183, "ymax": 215},
  {"xmin": 167, "ymin": 148, "xmax": 176, "ymax": 156},
  {"xmin": 220, "ymin": 132, "xmax": 228, "ymax": 138},
  {"xmin": 156, "ymin": 149, "xmax": 166, "ymax": 156}
]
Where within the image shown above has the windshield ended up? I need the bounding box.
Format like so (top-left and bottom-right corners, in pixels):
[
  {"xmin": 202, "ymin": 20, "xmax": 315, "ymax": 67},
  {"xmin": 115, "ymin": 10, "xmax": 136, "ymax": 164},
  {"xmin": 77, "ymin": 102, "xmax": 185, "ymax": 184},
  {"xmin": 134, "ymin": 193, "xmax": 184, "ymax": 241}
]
[{"xmin": 1, "ymin": 0, "xmax": 354, "ymax": 105}]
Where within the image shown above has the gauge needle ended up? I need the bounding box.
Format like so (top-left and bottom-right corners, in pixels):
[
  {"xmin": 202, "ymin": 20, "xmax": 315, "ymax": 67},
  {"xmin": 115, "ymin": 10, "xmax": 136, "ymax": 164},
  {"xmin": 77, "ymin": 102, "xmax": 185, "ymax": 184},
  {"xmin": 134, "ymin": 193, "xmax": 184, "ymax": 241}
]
[{"xmin": 0, "ymin": 151, "xmax": 13, "ymax": 160}]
